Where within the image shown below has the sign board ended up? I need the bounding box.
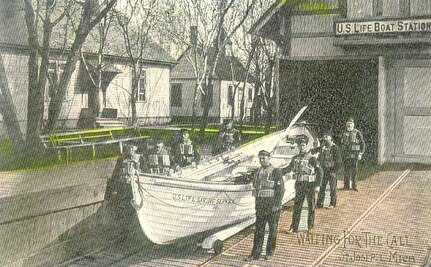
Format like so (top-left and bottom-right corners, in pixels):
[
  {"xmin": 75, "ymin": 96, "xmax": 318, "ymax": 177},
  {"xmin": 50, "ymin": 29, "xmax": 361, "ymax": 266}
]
[{"xmin": 335, "ymin": 18, "xmax": 431, "ymax": 36}]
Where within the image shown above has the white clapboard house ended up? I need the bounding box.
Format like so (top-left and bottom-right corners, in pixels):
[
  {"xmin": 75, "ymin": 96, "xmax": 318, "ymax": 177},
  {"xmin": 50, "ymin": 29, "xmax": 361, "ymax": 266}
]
[
  {"xmin": 0, "ymin": 1, "xmax": 176, "ymax": 135},
  {"xmin": 170, "ymin": 47, "xmax": 255, "ymax": 124}
]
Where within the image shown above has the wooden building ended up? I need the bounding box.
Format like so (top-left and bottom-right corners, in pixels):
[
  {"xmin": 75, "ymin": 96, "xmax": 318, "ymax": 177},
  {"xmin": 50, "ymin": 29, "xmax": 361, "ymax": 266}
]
[
  {"xmin": 170, "ymin": 48, "xmax": 255, "ymax": 123},
  {"xmin": 0, "ymin": 1, "xmax": 176, "ymax": 136},
  {"xmin": 250, "ymin": 0, "xmax": 431, "ymax": 164}
]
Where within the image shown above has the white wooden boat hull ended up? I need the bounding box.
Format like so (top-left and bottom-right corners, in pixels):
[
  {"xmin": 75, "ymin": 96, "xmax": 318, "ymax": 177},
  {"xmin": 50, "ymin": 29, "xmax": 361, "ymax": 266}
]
[{"xmin": 130, "ymin": 173, "xmax": 295, "ymax": 245}]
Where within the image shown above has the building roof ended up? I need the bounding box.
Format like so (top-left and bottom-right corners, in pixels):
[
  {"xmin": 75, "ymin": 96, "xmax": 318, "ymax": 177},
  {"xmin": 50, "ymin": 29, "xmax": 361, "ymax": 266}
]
[
  {"xmin": 0, "ymin": 1, "xmax": 28, "ymax": 46},
  {"xmin": 0, "ymin": 1, "xmax": 175, "ymax": 65},
  {"xmin": 172, "ymin": 47, "xmax": 255, "ymax": 83},
  {"xmin": 248, "ymin": 1, "xmax": 287, "ymax": 43},
  {"xmin": 249, "ymin": 2, "xmax": 284, "ymax": 36}
]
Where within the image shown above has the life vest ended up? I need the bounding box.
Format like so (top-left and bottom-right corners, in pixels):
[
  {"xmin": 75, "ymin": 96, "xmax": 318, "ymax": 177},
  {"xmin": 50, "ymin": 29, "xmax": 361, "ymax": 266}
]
[
  {"xmin": 320, "ymin": 146, "xmax": 335, "ymax": 168},
  {"xmin": 121, "ymin": 158, "xmax": 134, "ymax": 177},
  {"xmin": 179, "ymin": 144, "xmax": 194, "ymax": 156},
  {"xmin": 222, "ymin": 129, "xmax": 237, "ymax": 144},
  {"xmin": 172, "ymin": 143, "xmax": 194, "ymax": 166},
  {"xmin": 342, "ymin": 129, "xmax": 361, "ymax": 152},
  {"xmin": 148, "ymin": 149, "xmax": 171, "ymax": 175},
  {"xmin": 253, "ymin": 165, "xmax": 276, "ymax": 198},
  {"xmin": 292, "ymin": 153, "xmax": 316, "ymax": 182}
]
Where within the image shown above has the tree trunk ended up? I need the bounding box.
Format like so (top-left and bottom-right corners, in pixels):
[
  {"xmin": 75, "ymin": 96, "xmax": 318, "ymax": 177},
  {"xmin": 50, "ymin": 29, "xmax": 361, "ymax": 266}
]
[
  {"xmin": 230, "ymin": 87, "xmax": 236, "ymax": 120},
  {"xmin": 23, "ymin": 0, "xmax": 43, "ymax": 149},
  {"xmin": 34, "ymin": 17, "xmax": 54, "ymax": 132},
  {"xmin": 199, "ymin": 78, "xmax": 212, "ymax": 135},
  {"xmin": 250, "ymin": 47, "xmax": 261, "ymax": 125},
  {"xmin": 265, "ymin": 103, "xmax": 273, "ymax": 135},
  {"xmin": 88, "ymin": 85, "xmax": 100, "ymax": 122},
  {"xmin": 238, "ymin": 40, "xmax": 257, "ymax": 133},
  {"xmin": 131, "ymin": 70, "xmax": 139, "ymax": 126},
  {"xmin": 273, "ymin": 49, "xmax": 280, "ymax": 129},
  {"xmin": 191, "ymin": 81, "xmax": 199, "ymax": 130},
  {"xmin": 0, "ymin": 54, "xmax": 24, "ymax": 154},
  {"xmin": 46, "ymin": 42, "xmax": 82, "ymax": 131}
]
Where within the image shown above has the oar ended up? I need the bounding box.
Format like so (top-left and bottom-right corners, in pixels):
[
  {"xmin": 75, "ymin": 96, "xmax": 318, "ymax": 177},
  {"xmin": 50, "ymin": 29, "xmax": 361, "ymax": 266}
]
[
  {"xmin": 273, "ymin": 106, "xmax": 308, "ymax": 149},
  {"xmin": 286, "ymin": 106, "xmax": 308, "ymax": 132}
]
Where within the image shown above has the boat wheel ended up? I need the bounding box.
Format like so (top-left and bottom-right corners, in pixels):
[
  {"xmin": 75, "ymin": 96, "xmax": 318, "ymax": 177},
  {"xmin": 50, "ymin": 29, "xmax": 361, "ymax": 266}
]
[{"xmin": 213, "ymin": 240, "xmax": 223, "ymax": 255}]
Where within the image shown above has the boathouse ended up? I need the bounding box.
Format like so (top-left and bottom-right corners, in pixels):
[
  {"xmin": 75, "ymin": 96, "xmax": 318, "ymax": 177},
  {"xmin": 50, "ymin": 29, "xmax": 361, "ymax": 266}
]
[{"xmin": 250, "ymin": 0, "xmax": 431, "ymax": 164}]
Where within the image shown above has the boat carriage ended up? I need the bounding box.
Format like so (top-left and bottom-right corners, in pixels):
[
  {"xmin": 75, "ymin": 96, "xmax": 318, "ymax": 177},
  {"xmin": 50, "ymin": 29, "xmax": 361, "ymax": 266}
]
[{"xmin": 123, "ymin": 107, "xmax": 319, "ymax": 246}]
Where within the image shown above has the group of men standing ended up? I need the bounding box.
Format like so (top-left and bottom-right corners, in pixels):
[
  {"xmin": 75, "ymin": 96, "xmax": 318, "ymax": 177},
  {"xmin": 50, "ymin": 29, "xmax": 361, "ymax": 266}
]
[
  {"xmin": 143, "ymin": 128, "xmax": 200, "ymax": 174},
  {"xmin": 142, "ymin": 119, "xmax": 241, "ymax": 174},
  {"xmin": 246, "ymin": 118, "xmax": 365, "ymax": 261},
  {"xmin": 131, "ymin": 117, "xmax": 365, "ymax": 261}
]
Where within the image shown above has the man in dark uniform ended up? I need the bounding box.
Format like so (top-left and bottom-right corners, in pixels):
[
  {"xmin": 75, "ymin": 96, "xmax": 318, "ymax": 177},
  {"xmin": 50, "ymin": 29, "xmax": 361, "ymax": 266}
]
[
  {"xmin": 144, "ymin": 140, "xmax": 173, "ymax": 175},
  {"xmin": 316, "ymin": 131, "xmax": 342, "ymax": 209},
  {"xmin": 341, "ymin": 118, "xmax": 365, "ymax": 191},
  {"xmin": 245, "ymin": 150, "xmax": 284, "ymax": 261},
  {"xmin": 283, "ymin": 135, "xmax": 323, "ymax": 234},
  {"xmin": 172, "ymin": 129, "xmax": 200, "ymax": 168},
  {"xmin": 215, "ymin": 119, "xmax": 240, "ymax": 154}
]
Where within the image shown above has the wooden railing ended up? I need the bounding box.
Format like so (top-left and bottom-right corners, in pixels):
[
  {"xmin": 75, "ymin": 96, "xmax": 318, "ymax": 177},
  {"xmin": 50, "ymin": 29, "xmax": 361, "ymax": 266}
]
[{"xmin": 40, "ymin": 128, "xmax": 149, "ymax": 162}]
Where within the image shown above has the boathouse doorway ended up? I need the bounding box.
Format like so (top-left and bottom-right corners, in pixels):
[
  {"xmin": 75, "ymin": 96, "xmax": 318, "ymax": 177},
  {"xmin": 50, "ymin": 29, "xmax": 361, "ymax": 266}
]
[{"xmin": 279, "ymin": 59, "xmax": 379, "ymax": 161}]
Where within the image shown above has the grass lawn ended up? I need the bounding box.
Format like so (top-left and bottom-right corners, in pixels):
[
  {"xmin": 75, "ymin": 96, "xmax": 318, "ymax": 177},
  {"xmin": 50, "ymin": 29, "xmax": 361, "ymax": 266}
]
[{"xmin": 0, "ymin": 126, "xmax": 269, "ymax": 172}]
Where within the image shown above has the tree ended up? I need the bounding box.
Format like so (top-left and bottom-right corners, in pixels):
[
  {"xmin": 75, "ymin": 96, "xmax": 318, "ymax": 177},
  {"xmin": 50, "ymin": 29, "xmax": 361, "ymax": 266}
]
[
  {"xmin": 44, "ymin": 0, "xmax": 118, "ymax": 132},
  {"xmin": 227, "ymin": 0, "xmax": 278, "ymax": 132},
  {"xmin": 17, "ymin": 0, "xmax": 118, "ymax": 153},
  {"xmin": 160, "ymin": 0, "xmax": 256, "ymax": 133},
  {"xmin": 22, "ymin": 0, "xmax": 73, "ymax": 148},
  {"xmin": 80, "ymin": 9, "xmax": 115, "ymax": 124},
  {"xmin": 114, "ymin": 0, "xmax": 160, "ymax": 126},
  {"xmin": 198, "ymin": 0, "xmax": 256, "ymax": 134}
]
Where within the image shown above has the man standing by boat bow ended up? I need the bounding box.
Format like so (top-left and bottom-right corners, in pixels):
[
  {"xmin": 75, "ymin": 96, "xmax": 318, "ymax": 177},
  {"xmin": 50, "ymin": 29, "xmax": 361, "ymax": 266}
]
[{"xmin": 245, "ymin": 150, "xmax": 284, "ymax": 261}]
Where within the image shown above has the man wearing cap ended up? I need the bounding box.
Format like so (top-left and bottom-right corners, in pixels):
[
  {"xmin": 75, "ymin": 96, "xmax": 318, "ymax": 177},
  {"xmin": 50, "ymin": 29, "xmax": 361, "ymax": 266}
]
[
  {"xmin": 172, "ymin": 129, "xmax": 200, "ymax": 168},
  {"xmin": 144, "ymin": 140, "xmax": 173, "ymax": 175},
  {"xmin": 246, "ymin": 150, "xmax": 284, "ymax": 261},
  {"xmin": 341, "ymin": 118, "xmax": 365, "ymax": 191},
  {"xmin": 283, "ymin": 134, "xmax": 323, "ymax": 234},
  {"xmin": 316, "ymin": 132, "xmax": 342, "ymax": 209}
]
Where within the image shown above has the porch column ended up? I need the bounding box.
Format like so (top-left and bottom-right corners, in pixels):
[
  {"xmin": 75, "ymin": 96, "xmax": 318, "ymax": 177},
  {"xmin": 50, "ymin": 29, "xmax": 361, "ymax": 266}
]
[{"xmin": 378, "ymin": 56, "xmax": 386, "ymax": 165}]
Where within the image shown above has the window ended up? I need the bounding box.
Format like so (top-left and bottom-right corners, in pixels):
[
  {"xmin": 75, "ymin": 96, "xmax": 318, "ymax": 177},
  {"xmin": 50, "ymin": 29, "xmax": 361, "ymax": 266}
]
[
  {"xmin": 410, "ymin": 0, "xmax": 431, "ymax": 16},
  {"xmin": 201, "ymin": 84, "xmax": 213, "ymax": 107},
  {"xmin": 400, "ymin": 0, "xmax": 410, "ymax": 16},
  {"xmin": 228, "ymin": 85, "xmax": 234, "ymax": 106},
  {"xmin": 137, "ymin": 71, "xmax": 146, "ymax": 102},
  {"xmin": 45, "ymin": 62, "xmax": 64, "ymax": 101},
  {"xmin": 338, "ymin": 0, "xmax": 347, "ymax": 18},
  {"xmin": 171, "ymin": 83, "xmax": 182, "ymax": 107},
  {"xmin": 248, "ymin": 88, "xmax": 253, "ymax": 102},
  {"xmin": 372, "ymin": 0, "xmax": 383, "ymax": 16}
]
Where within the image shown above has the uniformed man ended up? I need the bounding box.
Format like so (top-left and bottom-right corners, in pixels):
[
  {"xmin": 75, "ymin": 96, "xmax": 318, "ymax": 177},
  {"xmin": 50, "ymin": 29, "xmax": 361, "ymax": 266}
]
[
  {"xmin": 172, "ymin": 129, "xmax": 200, "ymax": 168},
  {"xmin": 316, "ymin": 132, "xmax": 342, "ymax": 209},
  {"xmin": 121, "ymin": 145, "xmax": 141, "ymax": 177},
  {"xmin": 341, "ymin": 118, "xmax": 365, "ymax": 191},
  {"xmin": 144, "ymin": 140, "xmax": 173, "ymax": 175},
  {"xmin": 283, "ymin": 135, "xmax": 323, "ymax": 234},
  {"xmin": 245, "ymin": 150, "xmax": 284, "ymax": 261},
  {"xmin": 215, "ymin": 119, "xmax": 240, "ymax": 154}
]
